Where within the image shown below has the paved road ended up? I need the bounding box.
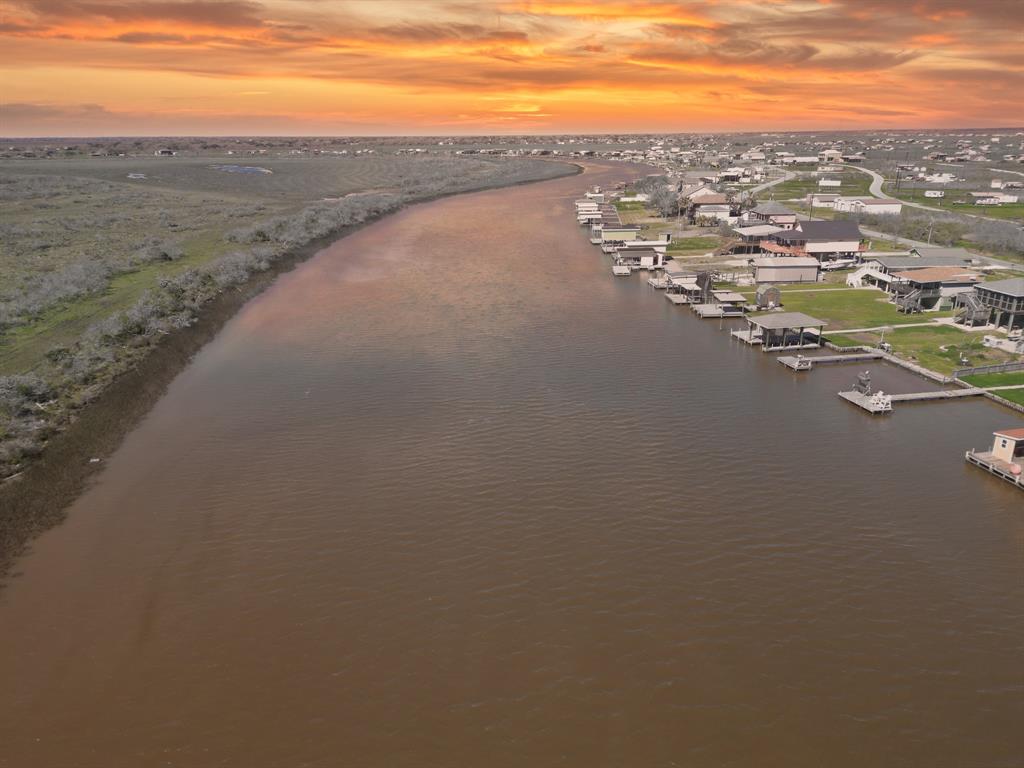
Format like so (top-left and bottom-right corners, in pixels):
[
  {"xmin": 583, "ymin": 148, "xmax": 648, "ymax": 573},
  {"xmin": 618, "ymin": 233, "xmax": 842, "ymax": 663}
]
[{"xmin": 849, "ymin": 165, "xmax": 1012, "ymax": 223}]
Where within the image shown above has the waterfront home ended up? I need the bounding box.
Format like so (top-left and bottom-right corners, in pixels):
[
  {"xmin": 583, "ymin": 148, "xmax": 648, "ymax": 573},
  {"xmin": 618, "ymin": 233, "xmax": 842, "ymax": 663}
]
[
  {"xmin": 966, "ymin": 428, "xmax": 1024, "ymax": 490},
  {"xmin": 753, "ymin": 257, "xmax": 820, "ymax": 284},
  {"xmin": 833, "ymin": 197, "xmax": 904, "ymax": 215},
  {"xmin": 764, "ymin": 220, "xmax": 864, "ymax": 262},
  {"xmin": 736, "ymin": 312, "xmax": 826, "ymax": 351},
  {"xmin": 974, "ymin": 278, "xmax": 1024, "ymax": 331},
  {"xmin": 747, "ymin": 201, "xmax": 798, "ymax": 229},
  {"xmin": 889, "ymin": 267, "xmax": 982, "ymax": 312}
]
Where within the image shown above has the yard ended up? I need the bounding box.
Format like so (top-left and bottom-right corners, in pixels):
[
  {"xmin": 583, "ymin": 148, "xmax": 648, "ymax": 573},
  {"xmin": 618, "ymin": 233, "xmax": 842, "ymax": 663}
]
[
  {"xmin": 961, "ymin": 371, "xmax": 1024, "ymax": 388},
  {"xmin": 764, "ymin": 170, "xmax": 873, "ymax": 202},
  {"xmin": 827, "ymin": 325, "xmax": 1016, "ymax": 375},
  {"xmin": 752, "ymin": 287, "xmax": 955, "ymax": 330}
]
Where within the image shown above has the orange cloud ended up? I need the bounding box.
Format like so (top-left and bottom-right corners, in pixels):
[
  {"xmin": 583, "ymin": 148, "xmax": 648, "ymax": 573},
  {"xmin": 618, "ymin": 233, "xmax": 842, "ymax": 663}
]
[{"xmin": 1, "ymin": 0, "xmax": 1022, "ymax": 135}]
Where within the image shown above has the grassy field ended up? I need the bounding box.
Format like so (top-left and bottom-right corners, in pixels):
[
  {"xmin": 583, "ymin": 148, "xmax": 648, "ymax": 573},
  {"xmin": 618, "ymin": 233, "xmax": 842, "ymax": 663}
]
[
  {"xmin": 827, "ymin": 325, "xmax": 1015, "ymax": 375},
  {"xmin": 667, "ymin": 235, "xmax": 723, "ymax": 255},
  {"xmin": 890, "ymin": 188, "xmax": 1024, "ymax": 222},
  {"xmin": 961, "ymin": 371, "xmax": 1024, "ymax": 388},
  {"xmin": 764, "ymin": 169, "xmax": 873, "ymax": 201},
  {"xmin": 751, "ymin": 288, "xmax": 955, "ymax": 330}
]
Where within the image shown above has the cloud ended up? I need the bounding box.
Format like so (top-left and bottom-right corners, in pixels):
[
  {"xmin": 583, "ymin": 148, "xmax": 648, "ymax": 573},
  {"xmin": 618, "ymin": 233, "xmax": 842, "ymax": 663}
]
[
  {"xmin": 1, "ymin": 0, "xmax": 1022, "ymax": 134},
  {"xmin": 367, "ymin": 22, "xmax": 529, "ymax": 43},
  {"xmin": 12, "ymin": 0, "xmax": 269, "ymax": 28}
]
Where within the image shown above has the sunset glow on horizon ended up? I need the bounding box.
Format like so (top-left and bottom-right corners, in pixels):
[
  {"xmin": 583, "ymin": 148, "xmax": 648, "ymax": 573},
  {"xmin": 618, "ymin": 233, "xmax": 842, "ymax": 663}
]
[{"xmin": 2, "ymin": 0, "xmax": 1022, "ymax": 136}]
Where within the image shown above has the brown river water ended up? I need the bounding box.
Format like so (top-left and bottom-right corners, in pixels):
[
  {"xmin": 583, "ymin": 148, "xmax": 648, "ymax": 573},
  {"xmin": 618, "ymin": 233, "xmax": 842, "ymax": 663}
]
[{"xmin": 1, "ymin": 162, "xmax": 1022, "ymax": 767}]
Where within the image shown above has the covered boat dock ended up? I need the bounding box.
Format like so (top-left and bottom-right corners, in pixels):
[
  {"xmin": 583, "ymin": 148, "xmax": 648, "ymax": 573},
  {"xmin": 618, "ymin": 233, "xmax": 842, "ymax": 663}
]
[{"xmin": 735, "ymin": 312, "xmax": 826, "ymax": 351}]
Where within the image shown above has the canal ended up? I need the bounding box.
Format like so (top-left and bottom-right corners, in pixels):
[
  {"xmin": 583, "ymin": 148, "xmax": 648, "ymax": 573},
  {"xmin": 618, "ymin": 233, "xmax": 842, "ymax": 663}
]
[{"xmin": 1, "ymin": 162, "xmax": 1022, "ymax": 767}]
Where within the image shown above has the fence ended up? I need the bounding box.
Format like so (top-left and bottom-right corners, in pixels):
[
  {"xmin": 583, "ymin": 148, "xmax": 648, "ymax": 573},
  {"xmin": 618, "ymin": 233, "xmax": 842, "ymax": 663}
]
[{"xmin": 952, "ymin": 360, "xmax": 1024, "ymax": 379}]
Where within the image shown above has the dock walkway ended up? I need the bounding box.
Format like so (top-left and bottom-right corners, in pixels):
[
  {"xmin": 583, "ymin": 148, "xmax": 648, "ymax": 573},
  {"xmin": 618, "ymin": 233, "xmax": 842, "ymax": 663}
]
[{"xmin": 778, "ymin": 352, "xmax": 882, "ymax": 370}]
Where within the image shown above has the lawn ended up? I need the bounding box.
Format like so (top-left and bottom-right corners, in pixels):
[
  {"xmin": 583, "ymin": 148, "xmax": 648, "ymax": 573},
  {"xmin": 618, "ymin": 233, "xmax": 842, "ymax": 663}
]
[
  {"xmin": 752, "ymin": 288, "xmax": 955, "ymax": 330},
  {"xmin": 961, "ymin": 371, "xmax": 1024, "ymax": 388},
  {"xmin": 667, "ymin": 235, "xmax": 724, "ymax": 254},
  {"xmin": 765, "ymin": 170, "xmax": 873, "ymax": 201},
  {"xmin": 826, "ymin": 325, "xmax": 1016, "ymax": 375}
]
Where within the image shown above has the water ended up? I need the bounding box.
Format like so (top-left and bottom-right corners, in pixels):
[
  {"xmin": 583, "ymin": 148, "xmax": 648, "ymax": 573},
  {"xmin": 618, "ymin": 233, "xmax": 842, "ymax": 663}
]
[{"xmin": 1, "ymin": 163, "xmax": 1022, "ymax": 767}]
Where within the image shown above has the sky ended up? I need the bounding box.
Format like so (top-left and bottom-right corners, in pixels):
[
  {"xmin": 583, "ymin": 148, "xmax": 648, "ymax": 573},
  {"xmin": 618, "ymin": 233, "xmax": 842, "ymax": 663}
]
[{"xmin": 2, "ymin": 0, "xmax": 1022, "ymax": 136}]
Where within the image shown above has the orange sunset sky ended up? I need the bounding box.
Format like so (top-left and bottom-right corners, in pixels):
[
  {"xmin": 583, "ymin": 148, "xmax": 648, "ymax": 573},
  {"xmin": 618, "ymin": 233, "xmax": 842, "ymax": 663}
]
[{"xmin": 2, "ymin": 0, "xmax": 1022, "ymax": 136}]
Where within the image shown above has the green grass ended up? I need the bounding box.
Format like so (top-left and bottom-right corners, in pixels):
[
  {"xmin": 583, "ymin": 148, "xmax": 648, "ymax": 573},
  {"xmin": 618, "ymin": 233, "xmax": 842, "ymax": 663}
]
[
  {"xmin": 826, "ymin": 326, "xmax": 1015, "ymax": 375},
  {"xmin": 752, "ymin": 288, "xmax": 955, "ymax": 330},
  {"xmin": 614, "ymin": 201, "xmax": 646, "ymax": 212},
  {"xmin": 886, "ymin": 188, "xmax": 1024, "ymax": 222},
  {"xmin": 667, "ymin": 236, "xmax": 723, "ymax": 254},
  {"xmin": 961, "ymin": 371, "xmax": 1024, "ymax": 388},
  {"xmin": 765, "ymin": 170, "xmax": 873, "ymax": 201}
]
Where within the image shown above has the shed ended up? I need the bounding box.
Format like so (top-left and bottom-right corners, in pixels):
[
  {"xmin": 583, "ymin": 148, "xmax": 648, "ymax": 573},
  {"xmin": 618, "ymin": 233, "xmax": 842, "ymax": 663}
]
[{"xmin": 753, "ymin": 257, "xmax": 820, "ymax": 284}]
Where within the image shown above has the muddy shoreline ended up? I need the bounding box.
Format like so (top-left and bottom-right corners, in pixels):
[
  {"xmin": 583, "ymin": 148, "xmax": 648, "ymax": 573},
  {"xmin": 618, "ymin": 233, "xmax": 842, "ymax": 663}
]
[{"xmin": 0, "ymin": 161, "xmax": 583, "ymax": 580}]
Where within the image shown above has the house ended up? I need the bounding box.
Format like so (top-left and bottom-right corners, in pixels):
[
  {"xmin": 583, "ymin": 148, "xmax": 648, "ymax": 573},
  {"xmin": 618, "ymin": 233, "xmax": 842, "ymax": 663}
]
[
  {"xmin": 747, "ymin": 201, "xmax": 798, "ymax": 229},
  {"xmin": 753, "ymin": 257, "xmax": 820, "ymax": 285},
  {"xmin": 818, "ymin": 149, "xmax": 843, "ymax": 163},
  {"xmin": 818, "ymin": 178, "xmax": 842, "ymax": 188},
  {"xmin": 966, "ymin": 428, "xmax": 1024, "ymax": 490},
  {"xmin": 833, "ymin": 197, "xmax": 903, "ymax": 215},
  {"xmin": 733, "ymin": 224, "xmax": 784, "ymax": 252},
  {"xmin": 599, "ymin": 225, "xmax": 642, "ymax": 243},
  {"xmin": 974, "ymin": 278, "xmax": 1024, "ymax": 331},
  {"xmin": 888, "ymin": 267, "xmax": 982, "ymax": 312},
  {"xmin": 924, "ymin": 190, "xmax": 945, "ymax": 198},
  {"xmin": 765, "ymin": 220, "xmax": 864, "ymax": 262},
  {"xmin": 808, "ymin": 193, "xmax": 840, "ymax": 208}
]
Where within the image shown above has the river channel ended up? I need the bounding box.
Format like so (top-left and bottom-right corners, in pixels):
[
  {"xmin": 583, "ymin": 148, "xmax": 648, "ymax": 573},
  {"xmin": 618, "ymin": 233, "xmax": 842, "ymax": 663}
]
[{"xmin": 1, "ymin": 162, "xmax": 1021, "ymax": 767}]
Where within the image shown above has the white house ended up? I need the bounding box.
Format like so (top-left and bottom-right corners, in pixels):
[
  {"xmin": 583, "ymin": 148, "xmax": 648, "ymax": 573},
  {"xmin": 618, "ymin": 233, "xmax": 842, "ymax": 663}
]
[
  {"xmin": 833, "ymin": 197, "xmax": 903, "ymax": 215},
  {"xmin": 818, "ymin": 178, "xmax": 842, "ymax": 188},
  {"xmin": 924, "ymin": 190, "xmax": 945, "ymax": 198}
]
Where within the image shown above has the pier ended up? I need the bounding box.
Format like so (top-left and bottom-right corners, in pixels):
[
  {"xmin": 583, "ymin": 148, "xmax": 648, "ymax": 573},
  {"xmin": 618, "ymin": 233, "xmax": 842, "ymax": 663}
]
[
  {"xmin": 840, "ymin": 386, "xmax": 985, "ymax": 413},
  {"xmin": 778, "ymin": 352, "xmax": 883, "ymax": 370}
]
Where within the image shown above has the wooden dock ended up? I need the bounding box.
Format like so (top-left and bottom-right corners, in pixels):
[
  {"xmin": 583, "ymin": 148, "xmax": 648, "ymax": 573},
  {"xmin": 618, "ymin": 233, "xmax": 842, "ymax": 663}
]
[
  {"xmin": 778, "ymin": 352, "xmax": 882, "ymax": 370},
  {"xmin": 838, "ymin": 390, "xmax": 893, "ymax": 414},
  {"xmin": 666, "ymin": 293, "xmax": 694, "ymax": 305},
  {"xmin": 840, "ymin": 387, "xmax": 984, "ymax": 413},
  {"xmin": 966, "ymin": 451, "xmax": 1024, "ymax": 490},
  {"xmin": 889, "ymin": 388, "xmax": 984, "ymax": 402}
]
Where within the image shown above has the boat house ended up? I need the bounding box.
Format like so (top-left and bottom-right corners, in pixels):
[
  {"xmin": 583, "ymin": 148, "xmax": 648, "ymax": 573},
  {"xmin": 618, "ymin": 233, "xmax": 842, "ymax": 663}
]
[{"xmin": 737, "ymin": 312, "xmax": 826, "ymax": 351}]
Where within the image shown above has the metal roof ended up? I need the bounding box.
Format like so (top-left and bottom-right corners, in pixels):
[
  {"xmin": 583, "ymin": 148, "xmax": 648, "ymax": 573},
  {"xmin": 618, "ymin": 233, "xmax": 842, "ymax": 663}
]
[
  {"xmin": 978, "ymin": 277, "xmax": 1024, "ymax": 297},
  {"xmin": 753, "ymin": 257, "xmax": 820, "ymax": 267},
  {"xmin": 747, "ymin": 311, "xmax": 826, "ymax": 329}
]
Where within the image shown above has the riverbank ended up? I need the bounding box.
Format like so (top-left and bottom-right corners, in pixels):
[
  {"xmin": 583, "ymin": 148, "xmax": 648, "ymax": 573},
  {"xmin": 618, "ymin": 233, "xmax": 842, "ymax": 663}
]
[{"xmin": 0, "ymin": 160, "xmax": 582, "ymax": 578}]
